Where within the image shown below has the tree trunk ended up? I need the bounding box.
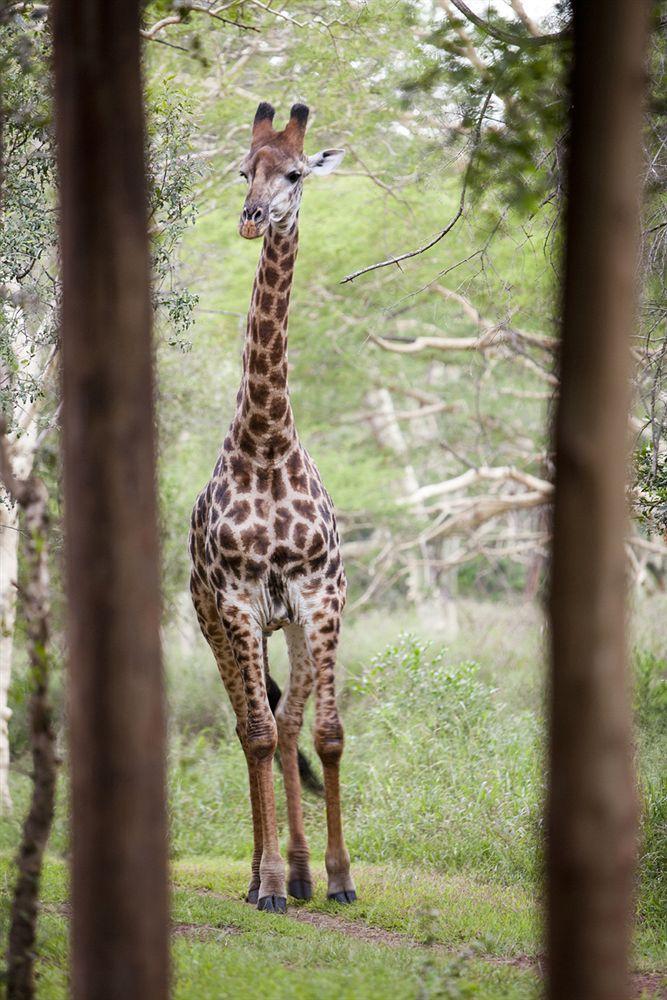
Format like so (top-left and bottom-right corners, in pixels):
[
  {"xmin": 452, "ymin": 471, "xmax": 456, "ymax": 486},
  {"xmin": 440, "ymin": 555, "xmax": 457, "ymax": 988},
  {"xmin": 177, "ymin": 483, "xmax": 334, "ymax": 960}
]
[
  {"xmin": 0, "ymin": 501, "xmax": 19, "ymax": 812},
  {"xmin": 3, "ymin": 473, "xmax": 57, "ymax": 1000},
  {"xmin": 547, "ymin": 4, "xmax": 650, "ymax": 1000},
  {"xmin": 365, "ymin": 388, "xmax": 428, "ymax": 605},
  {"xmin": 365, "ymin": 387, "xmax": 458, "ymax": 631},
  {"xmin": 52, "ymin": 3, "xmax": 169, "ymax": 999},
  {"xmin": 0, "ymin": 306, "xmax": 56, "ymax": 814},
  {"xmin": 0, "ymin": 433, "xmax": 44, "ymax": 815}
]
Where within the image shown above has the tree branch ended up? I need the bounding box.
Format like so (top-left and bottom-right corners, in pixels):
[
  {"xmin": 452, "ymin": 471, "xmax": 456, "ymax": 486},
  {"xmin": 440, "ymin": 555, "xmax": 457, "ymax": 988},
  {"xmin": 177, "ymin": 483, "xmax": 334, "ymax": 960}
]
[
  {"xmin": 140, "ymin": 2, "xmax": 259, "ymax": 40},
  {"xmin": 509, "ymin": 0, "xmax": 542, "ymax": 37},
  {"xmin": 399, "ymin": 464, "xmax": 553, "ymax": 507},
  {"xmin": 448, "ymin": 0, "xmax": 568, "ymax": 48}
]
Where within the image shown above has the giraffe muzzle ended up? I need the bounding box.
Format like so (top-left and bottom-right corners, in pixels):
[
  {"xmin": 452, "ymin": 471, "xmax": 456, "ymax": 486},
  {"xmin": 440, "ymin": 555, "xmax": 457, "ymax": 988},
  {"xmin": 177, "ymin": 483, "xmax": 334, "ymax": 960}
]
[{"xmin": 239, "ymin": 203, "xmax": 268, "ymax": 239}]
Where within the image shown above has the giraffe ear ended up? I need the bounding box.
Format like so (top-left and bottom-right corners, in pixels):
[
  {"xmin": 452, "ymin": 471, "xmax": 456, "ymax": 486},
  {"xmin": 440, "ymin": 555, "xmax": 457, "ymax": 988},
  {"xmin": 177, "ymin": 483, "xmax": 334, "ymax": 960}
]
[
  {"xmin": 252, "ymin": 102, "xmax": 275, "ymax": 147},
  {"xmin": 307, "ymin": 149, "xmax": 345, "ymax": 176}
]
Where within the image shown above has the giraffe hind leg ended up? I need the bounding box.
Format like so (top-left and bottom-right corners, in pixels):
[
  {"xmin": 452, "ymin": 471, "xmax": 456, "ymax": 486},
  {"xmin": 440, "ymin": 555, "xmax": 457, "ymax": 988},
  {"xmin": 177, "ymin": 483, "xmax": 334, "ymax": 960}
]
[
  {"xmin": 275, "ymin": 624, "xmax": 315, "ymax": 900},
  {"xmin": 306, "ymin": 615, "xmax": 356, "ymax": 904}
]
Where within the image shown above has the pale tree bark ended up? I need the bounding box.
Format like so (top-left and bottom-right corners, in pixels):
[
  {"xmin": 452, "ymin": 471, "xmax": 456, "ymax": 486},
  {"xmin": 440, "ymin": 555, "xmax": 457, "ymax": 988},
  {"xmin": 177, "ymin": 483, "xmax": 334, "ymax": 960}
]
[
  {"xmin": 0, "ymin": 501, "xmax": 19, "ymax": 812},
  {"xmin": 547, "ymin": 4, "xmax": 650, "ymax": 1000},
  {"xmin": 0, "ymin": 421, "xmax": 58, "ymax": 1000},
  {"xmin": 0, "ymin": 307, "xmax": 57, "ymax": 813},
  {"xmin": 52, "ymin": 2, "xmax": 169, "ymax": 998}
]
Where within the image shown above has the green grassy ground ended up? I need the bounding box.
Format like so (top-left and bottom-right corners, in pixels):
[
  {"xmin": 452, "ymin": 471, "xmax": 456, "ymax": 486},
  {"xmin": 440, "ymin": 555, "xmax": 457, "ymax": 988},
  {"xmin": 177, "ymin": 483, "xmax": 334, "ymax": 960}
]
[
  {"xmin": 0, "ymin": 855, "xmax": 663, "ymax": 999},
  {"xmin": 1, "ymin": 601, "xmax": 665, "ymax": 996}
]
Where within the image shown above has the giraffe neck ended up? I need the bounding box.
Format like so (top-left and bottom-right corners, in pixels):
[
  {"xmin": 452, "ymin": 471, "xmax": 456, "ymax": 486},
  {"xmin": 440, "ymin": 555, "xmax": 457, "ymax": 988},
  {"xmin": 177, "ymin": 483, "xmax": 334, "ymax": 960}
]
[{"xmin": 232, "ymin": 222, "xmax": 299, "ymax": 463}]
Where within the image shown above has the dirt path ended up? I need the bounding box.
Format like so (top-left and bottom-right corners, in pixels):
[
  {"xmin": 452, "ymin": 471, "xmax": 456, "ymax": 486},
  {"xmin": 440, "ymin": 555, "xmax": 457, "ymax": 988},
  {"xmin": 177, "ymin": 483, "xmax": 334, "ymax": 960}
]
[{"xmin": 172, "ymin": 885, "xmax": 666, "ymax": 997}]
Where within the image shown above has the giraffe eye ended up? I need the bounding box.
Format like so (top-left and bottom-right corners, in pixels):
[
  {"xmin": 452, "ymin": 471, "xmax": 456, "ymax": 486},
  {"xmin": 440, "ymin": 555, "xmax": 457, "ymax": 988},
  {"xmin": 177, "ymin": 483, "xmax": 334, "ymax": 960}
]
[
  {"xmin": 239, "ymin": 170, "xmax": 248, "ymax": 181},
  {"xmin": 286, "ymin": 170, "xmax": 302, "ymax": 183}
]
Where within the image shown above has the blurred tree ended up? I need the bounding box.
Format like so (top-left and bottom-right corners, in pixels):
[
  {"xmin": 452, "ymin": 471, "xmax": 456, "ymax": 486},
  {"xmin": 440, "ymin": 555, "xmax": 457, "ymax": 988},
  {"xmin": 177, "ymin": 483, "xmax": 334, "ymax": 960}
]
[
  {"xmin": 52, "ymin": 0, "xmax": 169, "ymax": 996},
  {"xmin": 547, "ymin": 3, "xmax": 650, "ymax": 998}
]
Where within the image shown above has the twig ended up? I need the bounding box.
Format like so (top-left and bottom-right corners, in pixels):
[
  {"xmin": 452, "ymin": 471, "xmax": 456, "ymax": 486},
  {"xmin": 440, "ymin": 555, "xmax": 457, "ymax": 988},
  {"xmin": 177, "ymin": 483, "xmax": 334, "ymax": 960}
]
[{"xmin": 337, "ymin": 399, "xmax": 459, "ymax": 427}]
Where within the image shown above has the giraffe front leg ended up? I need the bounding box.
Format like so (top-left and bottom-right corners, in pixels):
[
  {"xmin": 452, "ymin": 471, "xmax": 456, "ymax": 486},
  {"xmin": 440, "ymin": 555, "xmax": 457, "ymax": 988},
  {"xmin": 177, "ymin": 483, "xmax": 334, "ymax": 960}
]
[
  {"xmin": 237, "ymin": 732, "xmax": 263, "ymax": 904},
  {"xmin": 225, "ymin": 612, "xmax": 286, "ymax": 913},
  {"xmin": 190, "ymin": 579, "xmax": 266, "ymax": 906},
  {"xmin": 277, "ymin": 624, "xmax": 314, "ymax": 900},
  {"xmin": 307, "ymin": 618, "xmax": 356, "ymax": 904}
]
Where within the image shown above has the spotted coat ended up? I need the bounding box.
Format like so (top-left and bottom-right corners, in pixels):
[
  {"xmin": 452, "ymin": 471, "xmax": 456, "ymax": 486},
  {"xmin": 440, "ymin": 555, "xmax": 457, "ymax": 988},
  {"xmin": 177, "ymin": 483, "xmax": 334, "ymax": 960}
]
[{"xmin": 188, "ymin": 113, "xmax": 355, "ymax": 912}]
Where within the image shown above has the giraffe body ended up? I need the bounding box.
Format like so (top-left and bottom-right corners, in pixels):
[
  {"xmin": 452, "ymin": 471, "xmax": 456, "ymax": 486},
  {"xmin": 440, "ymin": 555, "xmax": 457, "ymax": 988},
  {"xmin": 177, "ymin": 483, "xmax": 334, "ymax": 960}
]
[{"xmin": 189, "ymin": 103, "xmax": 354, "ymax": 911}]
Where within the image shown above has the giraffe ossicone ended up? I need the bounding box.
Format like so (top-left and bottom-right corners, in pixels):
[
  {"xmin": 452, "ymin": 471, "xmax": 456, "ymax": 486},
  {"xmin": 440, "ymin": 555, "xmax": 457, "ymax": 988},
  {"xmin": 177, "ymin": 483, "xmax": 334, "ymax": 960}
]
[{"xmin": 189, "ymin": 101, "xmax": 355, "ymax": 913}]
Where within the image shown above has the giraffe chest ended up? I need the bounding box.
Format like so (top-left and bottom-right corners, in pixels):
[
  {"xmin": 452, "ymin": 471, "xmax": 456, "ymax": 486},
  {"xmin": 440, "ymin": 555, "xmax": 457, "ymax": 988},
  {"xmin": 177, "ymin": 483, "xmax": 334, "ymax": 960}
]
[{"xmin": 197, "ymin": 445, "xmax": 345, "ymax": 627}]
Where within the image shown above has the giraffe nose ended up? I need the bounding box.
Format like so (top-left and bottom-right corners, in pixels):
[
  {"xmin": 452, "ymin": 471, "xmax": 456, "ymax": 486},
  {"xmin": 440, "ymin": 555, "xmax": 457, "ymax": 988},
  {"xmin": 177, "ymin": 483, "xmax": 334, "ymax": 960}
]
[{"xmin": 242, "ymin": 204, "xmax": 266, "ymax": 225}]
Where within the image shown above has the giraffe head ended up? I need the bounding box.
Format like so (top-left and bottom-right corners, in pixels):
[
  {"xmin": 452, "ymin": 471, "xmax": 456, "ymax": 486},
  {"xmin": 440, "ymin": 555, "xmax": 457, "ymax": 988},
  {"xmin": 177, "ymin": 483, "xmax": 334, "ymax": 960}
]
[{"xmin": 238, "ymin": 102, "xmax": 344, "ymax": 239}]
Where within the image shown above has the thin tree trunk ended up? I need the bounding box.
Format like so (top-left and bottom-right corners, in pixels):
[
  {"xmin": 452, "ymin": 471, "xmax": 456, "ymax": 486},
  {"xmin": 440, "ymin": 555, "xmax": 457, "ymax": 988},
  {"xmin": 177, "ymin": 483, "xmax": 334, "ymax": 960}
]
[
  {"xmin": 0, "ymin": 332, "xmax": 53, "ymax": 814},
  {"xmin": 365, "ymin": 388, "xmax": 428, "ymax": 604},
  {"xmin": 365, "ymin": 387, "xmax": 458, "ymax": 630},
  {"xmin": 51, "ymin": 3, "xmax": 169, "ymax": 998},
  {"xmin": 0, "ymin": 456, "xmax": 58, "ymax": 1000},
  {"xmin": 0, "ymin": 502, "xmax": 19, "ymax": 812},
  {"xmin": 547, "ymin": 4, "xmax": 650, "ymax": 1000}
]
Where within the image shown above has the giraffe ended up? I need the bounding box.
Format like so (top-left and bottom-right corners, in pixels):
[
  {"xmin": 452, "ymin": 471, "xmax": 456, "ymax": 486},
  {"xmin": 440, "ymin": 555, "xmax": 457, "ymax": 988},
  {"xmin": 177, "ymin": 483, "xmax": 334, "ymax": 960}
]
[{"xmin": 189, "ymin": 102, "xmax": 355, "ymax": 914}]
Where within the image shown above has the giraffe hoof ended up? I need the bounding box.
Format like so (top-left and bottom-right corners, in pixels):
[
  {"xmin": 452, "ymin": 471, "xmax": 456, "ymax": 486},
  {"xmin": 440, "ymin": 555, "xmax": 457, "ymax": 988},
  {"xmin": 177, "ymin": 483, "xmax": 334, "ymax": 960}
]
[
  {"xmin": 288, "ymin": 879, "xmax": 313, "ymax": 901},
  {"xmin": 257, "ymin": 894, "xmax": 287, "ymax": 914},
  {"xmin": 328, "ymin": 890, "xmax": 357, "ymax": 904},
  {"xmin": 246, "ymin": 888, "xmax": 259, "ymax": 904}
]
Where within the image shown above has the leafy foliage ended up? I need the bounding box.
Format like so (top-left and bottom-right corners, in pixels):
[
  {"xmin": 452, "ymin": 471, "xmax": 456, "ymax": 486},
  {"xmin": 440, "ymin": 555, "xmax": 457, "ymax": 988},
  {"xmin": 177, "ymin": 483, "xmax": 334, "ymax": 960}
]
[
  {"xmin": 0, "ymin": 17, "xmax": 200, "ymax": 425},
  {"xmin": 406, "ymin": 2, "xmax": 570, "ymax": 214}
]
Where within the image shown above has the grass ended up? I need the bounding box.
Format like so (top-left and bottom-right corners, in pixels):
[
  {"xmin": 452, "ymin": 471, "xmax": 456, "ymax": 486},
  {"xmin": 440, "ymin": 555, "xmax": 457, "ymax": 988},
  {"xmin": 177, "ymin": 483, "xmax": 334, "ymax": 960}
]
[
  {"xmin": 0, "ymin": 854, "xmax": 540, "ymax": 999},
  {"xmin": 1, "ymin": 600, "xmax": 666, "ymax": 995},
  {"xmin": 0, "ymin": 855, "xmax": 663, "ymax": 999}
]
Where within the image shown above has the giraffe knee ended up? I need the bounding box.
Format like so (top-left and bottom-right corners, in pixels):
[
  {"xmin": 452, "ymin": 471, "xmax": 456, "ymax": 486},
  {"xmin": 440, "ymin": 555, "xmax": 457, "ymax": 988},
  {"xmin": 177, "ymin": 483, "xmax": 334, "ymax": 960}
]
[
  {"xmin": 275, "ymin": 699, "xmax": 304, "ymax": 740},
  {"xmin": 245, "ymin": 711, "xmax": 278, "ymax": 761},
  {"xmin": 314, "ymin": 717, "xmax": 344, "ymax": 766}
]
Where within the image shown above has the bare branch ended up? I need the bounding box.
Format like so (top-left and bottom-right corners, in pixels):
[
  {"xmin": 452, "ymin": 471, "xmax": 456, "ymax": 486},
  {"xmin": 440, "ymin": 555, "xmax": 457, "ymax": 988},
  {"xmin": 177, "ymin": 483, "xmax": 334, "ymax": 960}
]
[
  {"xmin": 402, "ymin": 488, "xmax": 550, "ymax": 550},
  {"xmin": 369, "ymin": 316, "xmax": 556, "ymax": 359},
  {"xmin": 400, "ymin": 465, "xmax": 553, "ymax": 507},
  {"xmin": 140, "ymin": 2, "xmax": 259, "ymax": 40},
  {"xmin": 242, "ymin": 0, "xmax": 345, "ymax": 30},
  {"xmin": 140, "ymin": 14, "xmax": 181, "ymax": 38}
]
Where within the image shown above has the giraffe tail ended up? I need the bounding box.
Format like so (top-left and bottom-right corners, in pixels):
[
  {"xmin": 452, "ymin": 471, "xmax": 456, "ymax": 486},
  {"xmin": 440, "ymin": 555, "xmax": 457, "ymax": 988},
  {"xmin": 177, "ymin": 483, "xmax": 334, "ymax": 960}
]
[{"xmin": 265, "ymin": 669, "xmax": 324, "ymax": 797}]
